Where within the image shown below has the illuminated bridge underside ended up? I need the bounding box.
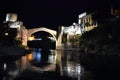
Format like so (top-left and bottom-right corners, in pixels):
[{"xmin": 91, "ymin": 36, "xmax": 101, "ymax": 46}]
[
  {"xmin": 27, "ymin": 27, "xmax": 60, "ymax": 48},
  {"xmin": 27, "ymin": 27, "xmax": 57, "ymax": 41}
]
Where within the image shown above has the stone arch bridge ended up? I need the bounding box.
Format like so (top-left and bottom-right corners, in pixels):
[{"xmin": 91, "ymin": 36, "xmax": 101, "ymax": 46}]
[
  {"xmin": 21, "ymin": 27, "xmax": 62, "ymax": 48},
  {"xmin": 27, "ymin": 27, "xmax": 57, "ymax": 40}
]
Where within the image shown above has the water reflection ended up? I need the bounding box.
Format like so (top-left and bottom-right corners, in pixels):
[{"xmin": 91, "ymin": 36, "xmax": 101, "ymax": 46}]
[
  {"xmin": 33, "ymin": 48, "xmax": 41, "ymax": 63},
  {"xmin": 0, "ymin": 56, "xmax": 21, "ymax": 80},
  {"xmin": 0, "ymin": 48, "xmax": 82, "ymax": 80},
  {"xmin": 20, "ymin": 48, "xmax": 57, "ymax": 72},
  {"xmin": 56, "ymin": 50, "xmax": 82, "ymax": 79}
]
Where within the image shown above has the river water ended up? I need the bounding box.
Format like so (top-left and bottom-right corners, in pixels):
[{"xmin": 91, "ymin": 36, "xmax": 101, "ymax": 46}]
[{"xmin": 0, "ymin": 48, "xmax": 82, "ymax": 80}]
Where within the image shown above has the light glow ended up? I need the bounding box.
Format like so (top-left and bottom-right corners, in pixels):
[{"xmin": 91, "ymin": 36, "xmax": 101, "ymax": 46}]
[
  {"xmin": 28, "ymin": 36, "xmax": 35, "ymax": 41},
  {"xmin": 27, "ymin": 53, "xmax": 33, "ymax": 61},
  {"xmin": 4, "ymin": 63, "xmax": 7, "ymax": 71},
  {"xmin": 5, "ymin": 33, "xmax": 8, "ymax": 35}
]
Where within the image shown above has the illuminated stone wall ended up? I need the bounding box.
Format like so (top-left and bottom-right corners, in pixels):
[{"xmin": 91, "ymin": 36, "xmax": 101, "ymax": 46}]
[
  {"xmin": 5, "ymin": 13, "xmax": 17, "ymax": 22},
  {"xmin": 78, "ymin": 12, "xmax": 97, "ymax": 32},
  {"xmin": 21, "ymin": 26, "xmax": 28, "ymax": 46},
  {"xmin": 111, "ymin": 8, "xmax": 120, "ymax": 15},
  {"xmin": 57, "ymin": 12, "xmax": 98, "ymax": 46},
  {"xmin": 58, "ymin": 23, "xmax": 81, "ymax": 46},
  {"xmin": 63, "ymin": 23, "xmax": 81, "ymax": 35},
  {"xmin": 4, "ymin": 12, "xmax": 97, "ymax": 47}
]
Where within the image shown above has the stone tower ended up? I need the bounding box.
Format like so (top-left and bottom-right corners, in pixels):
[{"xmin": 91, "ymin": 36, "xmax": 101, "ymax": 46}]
[{"xmin": 5, "ymin": 13, "xmax": 17, "ymax": 22}]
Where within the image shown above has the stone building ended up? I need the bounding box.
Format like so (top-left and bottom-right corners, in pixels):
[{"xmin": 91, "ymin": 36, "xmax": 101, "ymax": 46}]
[
  {"xmin": 58, "ymin": 12, "xmax": 98, "ymax": 46},
  {"xmin": 3, "ymin": 13, "xmax": 28, "ymax": 46},
  {"xmin": 78, "ymin": 12, "xmax": 97, "ymax": 32}
]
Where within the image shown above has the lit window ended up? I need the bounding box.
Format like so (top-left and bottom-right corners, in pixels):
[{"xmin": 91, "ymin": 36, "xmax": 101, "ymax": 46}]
[{"xmin": 5, "ymin": 33, "xmax": 8, "ymax": 35}]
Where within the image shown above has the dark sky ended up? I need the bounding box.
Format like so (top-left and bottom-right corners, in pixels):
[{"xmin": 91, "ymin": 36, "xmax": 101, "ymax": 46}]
[{"xmin": 0, "ymin": 0, "xmax": 119, "ymax": 30}]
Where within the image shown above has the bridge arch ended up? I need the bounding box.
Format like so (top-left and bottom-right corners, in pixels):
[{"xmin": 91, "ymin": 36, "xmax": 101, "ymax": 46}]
[{"xmin": 27, "ymin": 27, "xmax": 57, "ymax": 41}]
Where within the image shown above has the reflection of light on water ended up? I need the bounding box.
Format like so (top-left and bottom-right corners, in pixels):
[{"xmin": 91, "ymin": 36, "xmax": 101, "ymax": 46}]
[
  {"xmin": 50, "ymin": 49, "xmax": 55, "ymax": 53},
  {"xmin": 48, "ymin": 50, "xmax": 56, "ymax": 64},
  {"xmin": 27, "ymin": 53, "xmax": 33, "ymax": 61},
  {"xmin": 8, "ymin": 69, "xmax": 19, "ymax": 78},
  {"xmin": 4, "ymin": 63, "xmax": 6, "ymax": 71},
  {"xmin": 65, "ymin": 64, "xmax": 81, "ymax": 79},
  {"xmin": 43, "ymin": 64, "xmax": 56, "ymax": 71},
  {"xmin": 48, "ymin": 54, "xmax": 56, "ymax": 64},
  {"xmin": 76, "ymin": 64, "xmax": 81, "ymax": 74},
  {"xmin": 33, "ymin": 48, "xmax": 41, "ymax": 62},
  {"xmin": 21, "ymin": 56, "xmax": 27, "ymax": 70},
  {"xmin": 36, "ymin": 53, "xmax": 41, "ymax": 62}
]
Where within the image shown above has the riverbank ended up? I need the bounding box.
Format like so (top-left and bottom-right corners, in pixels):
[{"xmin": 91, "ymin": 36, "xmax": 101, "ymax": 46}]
[{"xmin": 0, "ymin": 45, "xmax": 30, "ymax": 56}]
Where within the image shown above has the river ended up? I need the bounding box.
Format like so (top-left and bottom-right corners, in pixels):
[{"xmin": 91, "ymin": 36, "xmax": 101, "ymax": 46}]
[{"xmin": 0, "ymin": 48, "xmax": 82, "ymax": 80}]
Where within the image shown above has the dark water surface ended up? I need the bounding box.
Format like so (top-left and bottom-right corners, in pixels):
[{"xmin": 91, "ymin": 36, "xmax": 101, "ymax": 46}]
[{"xmin": 0, "ymin": 48, "xmax": 81, "ymax": 80}]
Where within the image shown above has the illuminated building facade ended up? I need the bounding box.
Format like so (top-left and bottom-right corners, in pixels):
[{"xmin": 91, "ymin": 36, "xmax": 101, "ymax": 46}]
[
  {"xmin": 2, "ymin": 12, "xmax": 98, "ymax": 47},
  {"xmin": 60, "ymin": 23, "xmax": 81, "ymax": 45},
  {"xmin": 58, "ymin": 12, "xmax": 97, "ymax": 45},
  {"xmin": 111, "ymin": 8, "xmax": 120, "ymax": 15},
  {"xmin": 78, "ymin": 12, "xmax": 97, "ymax": 32},
  {"xmin": 3, "ymin": 13, "xmax": 28, "ymax": 46}
]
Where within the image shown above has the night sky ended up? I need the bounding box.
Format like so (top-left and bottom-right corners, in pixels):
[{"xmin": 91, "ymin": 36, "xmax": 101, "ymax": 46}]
[{"xmin": 0, "ymin": 0, "xmax": 119, "ymax": 30}]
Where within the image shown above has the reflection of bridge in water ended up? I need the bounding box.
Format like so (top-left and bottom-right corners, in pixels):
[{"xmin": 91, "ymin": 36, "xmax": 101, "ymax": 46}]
[{"xmin": 2, "ymin": 48, "xmax": 81, "ymax": 79}]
